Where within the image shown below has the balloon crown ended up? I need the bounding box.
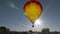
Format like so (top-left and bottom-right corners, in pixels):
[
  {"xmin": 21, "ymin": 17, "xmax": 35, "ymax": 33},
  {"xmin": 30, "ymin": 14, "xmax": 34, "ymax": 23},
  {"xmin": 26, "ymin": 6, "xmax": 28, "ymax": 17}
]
[{"xmin": 30, "ymin": 0, "xmax": 36, "ymax": 1}]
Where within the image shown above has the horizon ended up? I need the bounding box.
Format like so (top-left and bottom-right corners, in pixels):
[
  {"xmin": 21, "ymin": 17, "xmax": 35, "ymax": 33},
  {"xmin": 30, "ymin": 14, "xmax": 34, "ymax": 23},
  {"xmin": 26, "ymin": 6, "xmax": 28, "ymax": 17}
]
[{"xmin": 0, "ymin": 26, "xmax": 60, "ymax": 32}]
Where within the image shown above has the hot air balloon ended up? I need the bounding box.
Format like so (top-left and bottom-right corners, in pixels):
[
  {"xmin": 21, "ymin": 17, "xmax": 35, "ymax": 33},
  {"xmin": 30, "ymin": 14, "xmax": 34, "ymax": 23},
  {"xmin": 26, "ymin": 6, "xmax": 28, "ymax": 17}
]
[{"xmin": 24, "ymin": 0, "xmax": 43, "ymax": 27}]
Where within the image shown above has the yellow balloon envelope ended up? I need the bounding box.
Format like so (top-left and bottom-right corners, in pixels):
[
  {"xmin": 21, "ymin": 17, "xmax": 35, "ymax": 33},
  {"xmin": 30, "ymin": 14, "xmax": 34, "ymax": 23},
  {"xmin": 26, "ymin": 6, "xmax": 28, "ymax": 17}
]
[{"xmin": 24, "ymin": 0, "xmax": 42, "ymax": 26}]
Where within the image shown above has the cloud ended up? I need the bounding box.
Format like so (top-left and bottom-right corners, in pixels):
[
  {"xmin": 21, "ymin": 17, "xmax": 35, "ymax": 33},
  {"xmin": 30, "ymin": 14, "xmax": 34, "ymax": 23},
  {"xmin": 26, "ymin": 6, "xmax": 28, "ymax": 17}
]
[
  {"xmin": 8, "ymin": 2, "xmax": 19, "ymax": 10},
  {"xmin": 9, "ymin": 2, "xmax": 16, "ymax": 8}
]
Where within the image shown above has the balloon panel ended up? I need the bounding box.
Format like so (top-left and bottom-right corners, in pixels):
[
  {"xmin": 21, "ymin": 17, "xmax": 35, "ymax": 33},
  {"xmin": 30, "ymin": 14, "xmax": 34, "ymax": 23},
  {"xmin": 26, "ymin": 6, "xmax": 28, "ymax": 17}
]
[{"xmin": 24, "ymin": 1, "xmax": 42, "ymax": 24}]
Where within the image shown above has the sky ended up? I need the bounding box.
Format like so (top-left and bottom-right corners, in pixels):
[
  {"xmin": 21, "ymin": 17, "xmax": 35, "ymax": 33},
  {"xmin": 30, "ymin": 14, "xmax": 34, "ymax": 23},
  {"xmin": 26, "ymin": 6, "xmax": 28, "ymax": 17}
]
[{"xmin": 0, "ymin": 0, "xmax": 60, "ymax": 31}]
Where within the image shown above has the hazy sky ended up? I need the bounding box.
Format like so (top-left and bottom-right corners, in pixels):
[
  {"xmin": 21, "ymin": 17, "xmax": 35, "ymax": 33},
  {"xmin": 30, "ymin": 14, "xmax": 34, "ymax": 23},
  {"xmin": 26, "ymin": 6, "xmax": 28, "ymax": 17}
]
[{"xmin": 0, "ymin": 0, "xmax": 60, "ymax": 31}]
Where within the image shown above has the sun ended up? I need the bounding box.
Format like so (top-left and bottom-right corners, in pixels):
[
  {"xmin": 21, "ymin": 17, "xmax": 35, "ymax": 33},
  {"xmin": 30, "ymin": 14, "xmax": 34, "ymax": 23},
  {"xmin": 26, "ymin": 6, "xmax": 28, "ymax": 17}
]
[{"xmin": 34, "ymin": 19, "xmax": 42, "ymax": 26}]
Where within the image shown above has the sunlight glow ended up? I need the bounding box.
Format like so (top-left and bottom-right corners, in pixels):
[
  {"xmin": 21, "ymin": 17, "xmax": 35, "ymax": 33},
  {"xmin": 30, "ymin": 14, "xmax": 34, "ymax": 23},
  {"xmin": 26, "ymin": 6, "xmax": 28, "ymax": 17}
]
[{"xmin": 34, "ymin": 19, "xmax": 42, "ymax": 26}]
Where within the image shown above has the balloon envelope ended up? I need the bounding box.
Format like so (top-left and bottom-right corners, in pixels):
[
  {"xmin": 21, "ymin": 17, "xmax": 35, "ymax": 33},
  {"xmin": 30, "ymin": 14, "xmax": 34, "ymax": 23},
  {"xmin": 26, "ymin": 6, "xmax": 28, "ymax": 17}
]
[{"xmin": 24, "ymin": 1, "xmax": 42, "ymax": 24}]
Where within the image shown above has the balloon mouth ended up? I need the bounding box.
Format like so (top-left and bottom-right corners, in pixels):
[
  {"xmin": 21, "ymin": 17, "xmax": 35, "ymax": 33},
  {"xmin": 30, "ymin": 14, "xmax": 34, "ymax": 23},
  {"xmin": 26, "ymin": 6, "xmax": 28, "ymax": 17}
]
[{"xmin": 31, "ymin": 20, "xmax": 35, "ymax": 24}]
